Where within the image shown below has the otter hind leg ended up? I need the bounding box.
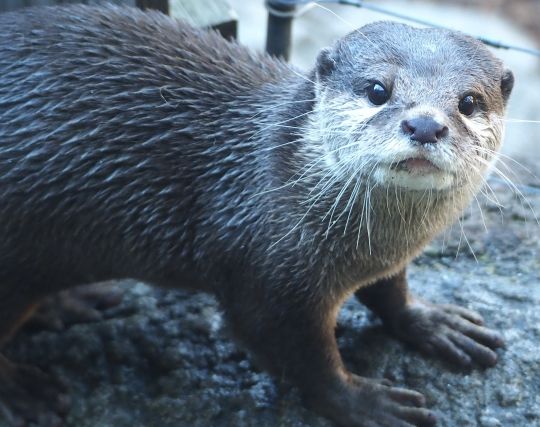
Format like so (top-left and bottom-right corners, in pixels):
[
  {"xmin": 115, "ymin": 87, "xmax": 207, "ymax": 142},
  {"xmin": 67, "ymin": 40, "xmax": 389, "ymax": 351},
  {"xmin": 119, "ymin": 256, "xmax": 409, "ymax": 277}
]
[
  {"xmin": 0, "ymin": 282, "xmax": 123, "ymax": 425},
  {"xmin": 0, "ymin": 354, "xmax": 69, "ymax": 427},
  {"xmin": 0, "ymin": 295, "xmax": 69, "ymax": 427},
  {"xmin": 356, "ymin": 268, "xmax": 505, "ymax": 368}
]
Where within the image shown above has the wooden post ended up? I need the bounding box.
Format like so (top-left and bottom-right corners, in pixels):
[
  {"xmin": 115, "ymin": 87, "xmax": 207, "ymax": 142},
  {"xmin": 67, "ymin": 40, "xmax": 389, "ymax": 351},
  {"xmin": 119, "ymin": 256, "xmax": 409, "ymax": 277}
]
[{"xmin": 135, "ymin": 0, "xmax": 169, "ymax": 15}]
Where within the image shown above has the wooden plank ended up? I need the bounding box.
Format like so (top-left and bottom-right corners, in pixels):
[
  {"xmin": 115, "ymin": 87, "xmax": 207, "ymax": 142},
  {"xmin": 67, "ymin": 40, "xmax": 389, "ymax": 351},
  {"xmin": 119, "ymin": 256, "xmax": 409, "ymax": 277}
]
[{"xmin": 0, "ymin": 0, "xmax": 238, "ymax": 40}]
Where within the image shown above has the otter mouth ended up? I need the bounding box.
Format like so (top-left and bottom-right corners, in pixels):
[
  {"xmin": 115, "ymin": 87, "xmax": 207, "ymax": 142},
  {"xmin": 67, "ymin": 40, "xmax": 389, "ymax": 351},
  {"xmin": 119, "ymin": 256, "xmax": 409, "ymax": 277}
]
[{"xmin": 390, "ymin": 157, "xmax": 442, "ymax": 174}]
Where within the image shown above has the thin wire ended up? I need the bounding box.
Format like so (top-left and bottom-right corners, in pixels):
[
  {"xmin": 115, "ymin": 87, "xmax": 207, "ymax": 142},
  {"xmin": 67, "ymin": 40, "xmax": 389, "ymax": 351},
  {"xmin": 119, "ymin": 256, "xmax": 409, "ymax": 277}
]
[
  {"xmin": 338, "ymin": 0, "xmax": 451, "ymax": 29},
  {"xmin": 264, "ymin": 0, "xmax": 540, "ymax": 58},
  {"xmin": 338, "ymin": 0, "xmax": 540, "ymax": 58}
]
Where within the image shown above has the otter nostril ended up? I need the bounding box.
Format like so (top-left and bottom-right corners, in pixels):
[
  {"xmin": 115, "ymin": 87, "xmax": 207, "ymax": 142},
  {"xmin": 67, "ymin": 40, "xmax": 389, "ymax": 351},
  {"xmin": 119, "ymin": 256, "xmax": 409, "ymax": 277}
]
[
  {"xmin": 436, "ymin": 126, "xmax": 449, "ymax": 139},
  {"xmin": 401, "ymin": 120, "xmax": 415, "ymax": 135},
  {"xmin": 403, "ymin": 117, "xmax": 447, "ymax": 144}
]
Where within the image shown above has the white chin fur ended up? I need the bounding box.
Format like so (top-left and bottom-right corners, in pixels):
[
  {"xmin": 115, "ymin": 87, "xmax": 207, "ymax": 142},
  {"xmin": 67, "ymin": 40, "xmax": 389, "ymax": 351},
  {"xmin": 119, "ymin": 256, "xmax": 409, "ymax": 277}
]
[{"xmin": 373, "ymin": 168, "xmax": 454, "ymax": 191}]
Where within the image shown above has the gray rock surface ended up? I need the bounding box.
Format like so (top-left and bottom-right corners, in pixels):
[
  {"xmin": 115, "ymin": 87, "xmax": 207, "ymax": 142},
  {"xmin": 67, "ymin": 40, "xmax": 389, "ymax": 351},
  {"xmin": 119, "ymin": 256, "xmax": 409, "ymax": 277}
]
[{"xmin": 3, "ymin": 158, "xmax": 539, "ymax": 427}]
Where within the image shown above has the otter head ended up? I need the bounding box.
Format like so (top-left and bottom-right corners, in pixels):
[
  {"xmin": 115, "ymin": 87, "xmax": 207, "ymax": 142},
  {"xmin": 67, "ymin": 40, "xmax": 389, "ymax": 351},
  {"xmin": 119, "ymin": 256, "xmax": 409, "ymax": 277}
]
[{"xmin": 311, "ymin": 21, "xmax": 514, "ymax": 192}]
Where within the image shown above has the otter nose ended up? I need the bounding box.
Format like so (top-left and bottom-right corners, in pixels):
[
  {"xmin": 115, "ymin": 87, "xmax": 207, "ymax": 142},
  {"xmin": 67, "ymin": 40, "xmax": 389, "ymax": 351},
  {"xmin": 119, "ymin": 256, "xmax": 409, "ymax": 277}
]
[{"xmin": 401, "ymin": 117, "xmax": 448, "ymax": 144}]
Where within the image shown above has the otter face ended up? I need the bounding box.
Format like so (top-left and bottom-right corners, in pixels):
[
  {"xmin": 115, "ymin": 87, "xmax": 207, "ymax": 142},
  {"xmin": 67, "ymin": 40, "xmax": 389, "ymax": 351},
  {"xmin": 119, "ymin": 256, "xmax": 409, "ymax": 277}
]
[{"xmin": 312, "ymin": 22, "xmax": 514, "ymax": 192}]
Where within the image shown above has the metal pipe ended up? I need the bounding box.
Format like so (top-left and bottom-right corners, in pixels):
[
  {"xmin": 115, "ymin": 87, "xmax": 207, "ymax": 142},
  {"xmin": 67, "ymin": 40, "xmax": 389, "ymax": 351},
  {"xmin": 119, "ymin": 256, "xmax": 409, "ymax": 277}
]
[{"xmin": 265, "ymin": 0, "xmax": 297, "ymax": 61}]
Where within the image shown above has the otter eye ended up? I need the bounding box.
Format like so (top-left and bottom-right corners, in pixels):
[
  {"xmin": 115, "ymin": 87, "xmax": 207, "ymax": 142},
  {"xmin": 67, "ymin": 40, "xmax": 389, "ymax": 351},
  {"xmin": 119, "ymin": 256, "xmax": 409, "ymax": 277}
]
[
  {"xmin": 367, "ymin": 82, "xmax": 390, "ymax": 105},
  {"xmin": 458, "ymin": 95, "xmax": 477, "ymax": 116}
]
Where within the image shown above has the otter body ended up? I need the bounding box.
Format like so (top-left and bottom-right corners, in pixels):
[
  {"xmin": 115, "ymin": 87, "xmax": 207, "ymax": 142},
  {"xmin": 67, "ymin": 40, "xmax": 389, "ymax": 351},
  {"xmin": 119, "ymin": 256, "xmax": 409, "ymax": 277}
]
[{"xmin": 0, "ymin": 5, "xmax": 513, "ymax": 427}]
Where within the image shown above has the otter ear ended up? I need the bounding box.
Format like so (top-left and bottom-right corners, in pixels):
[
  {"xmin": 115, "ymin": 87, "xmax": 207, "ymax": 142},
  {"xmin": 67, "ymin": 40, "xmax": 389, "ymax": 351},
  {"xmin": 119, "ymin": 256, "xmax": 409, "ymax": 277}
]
[
  {"xmin": 501, "ymin": 69, "xmax": 514, "ymax": 105},
  {"xmin": 316, "ymin": 47, "xmax": 336, "ymax": 80}
]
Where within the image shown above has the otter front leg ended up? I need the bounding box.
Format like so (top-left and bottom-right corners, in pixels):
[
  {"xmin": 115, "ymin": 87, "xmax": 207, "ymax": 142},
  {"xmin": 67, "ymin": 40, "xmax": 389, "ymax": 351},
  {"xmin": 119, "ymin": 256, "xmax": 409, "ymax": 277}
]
[
  {"xmin": 220, "ymin": 286, "xmax": 436, "ymax": 427},
  {"xmin": 355, "ymin": 269, "xmax": 504, "ymax": 367}
]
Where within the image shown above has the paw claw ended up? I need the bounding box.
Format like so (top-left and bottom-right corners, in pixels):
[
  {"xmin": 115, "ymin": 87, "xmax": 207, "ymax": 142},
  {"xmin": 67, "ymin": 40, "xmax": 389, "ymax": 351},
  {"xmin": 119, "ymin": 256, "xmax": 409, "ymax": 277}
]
[
  {"xmin": 388, "ymin": 387, "xmax": 426, "ymax": 407},
  {"xmin": 440, "ymin": 304, "xmax": 484, "ymax": 325},
  {"xmin": 394, "ymin": 407, "xmax": 437, "ymax": 427},
  {"xmin": 388, "ymin": 301, "xmax": 502, "ymax": 368},
  {"xmin": 448, "ymin": 331, "xmax": 498, "ymax": 367},
  {"xmin": 314, "ymin": 376, "xmax": 432, "ymax": 427}
]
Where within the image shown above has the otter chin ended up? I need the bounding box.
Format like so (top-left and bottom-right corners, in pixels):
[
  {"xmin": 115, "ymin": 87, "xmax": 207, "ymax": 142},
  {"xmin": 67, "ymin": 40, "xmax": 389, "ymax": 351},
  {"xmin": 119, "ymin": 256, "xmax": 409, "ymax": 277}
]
[
  {"xmin": 373, "ymin": 156, "xmax": 455, "ymax": 190},
  {"xmin": 374, "ymin": 163, "xmax": 454, "ymax": 190}
]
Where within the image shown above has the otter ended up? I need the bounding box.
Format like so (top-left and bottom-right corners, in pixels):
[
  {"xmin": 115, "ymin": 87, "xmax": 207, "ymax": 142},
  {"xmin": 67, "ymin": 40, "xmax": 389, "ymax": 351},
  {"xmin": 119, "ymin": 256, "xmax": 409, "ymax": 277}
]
[{"xmin": 0, "ymin": 5, "xmax": 513, "ymax": 427}]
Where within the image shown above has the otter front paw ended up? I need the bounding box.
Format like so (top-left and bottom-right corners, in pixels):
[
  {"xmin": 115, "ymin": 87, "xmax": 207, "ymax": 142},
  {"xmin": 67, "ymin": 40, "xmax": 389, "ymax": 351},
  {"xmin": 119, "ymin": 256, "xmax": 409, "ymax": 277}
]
[
  {"xmin": 388, "ymin": 301, "xmax": 504, "ymax": 367},
  {"xmin": 0, "ymin": 355, "xmax": 69, "ymax": 427},
  {"xmin": 24, "ymin": 282, "xmax": 123, "ymax": 332},
  {"xmin": 314, "ymin": 375, "xmax": 437, "ymax": 427}
]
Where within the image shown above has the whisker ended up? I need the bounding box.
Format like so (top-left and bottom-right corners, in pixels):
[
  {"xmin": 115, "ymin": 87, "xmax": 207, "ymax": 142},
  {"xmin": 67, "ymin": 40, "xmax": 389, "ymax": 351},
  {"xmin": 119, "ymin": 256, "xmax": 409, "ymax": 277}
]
[
  {"xmin": 473, "ymin": 192, "xmax": 488, "ymax": 232},
  {"xmin": 457, "ymin": 214, "xmax": 478, "ymax": 262},
  {"xmin": 310, "ymin": 2, "xmax": 378, "ymax": 50},
  {"xmin": 474, "ymin": 156, "xmax": 539, "ymax": 225},
  {"xmin": 343, "ymin": 174, "xmax": 363, "ymax": 234},
  {"xmin": 323, "ymin": 166, "xmax": 358, "ymax": 237},
  {"xmin": 503, "ymin": 118, "xmax": 540, "ymax": 124},
  {"xmin": 248, "ymin": 97, "xmax": 318, "ymax": 120},
  {"xmin": 249, "ymin": 110, "xmax": 315, "ymax": 141},
  {"xmin": 288, "ymin": 66, "xmax": 317, "ymax": 86}
]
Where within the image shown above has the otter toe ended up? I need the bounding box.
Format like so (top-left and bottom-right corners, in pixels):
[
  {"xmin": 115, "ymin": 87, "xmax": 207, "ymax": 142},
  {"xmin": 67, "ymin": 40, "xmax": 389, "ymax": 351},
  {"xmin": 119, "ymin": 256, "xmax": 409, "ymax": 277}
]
[
  {"xmin": 314, "ymin": 376, "xmax": 435, "ymax": 427},
  {"xmin": 387, "ymin": 300, "xmax": 503, "ymax": 368},
  {"xmin": 24, "ymin": 282, "xmax": 123, "ymax": 332}
]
